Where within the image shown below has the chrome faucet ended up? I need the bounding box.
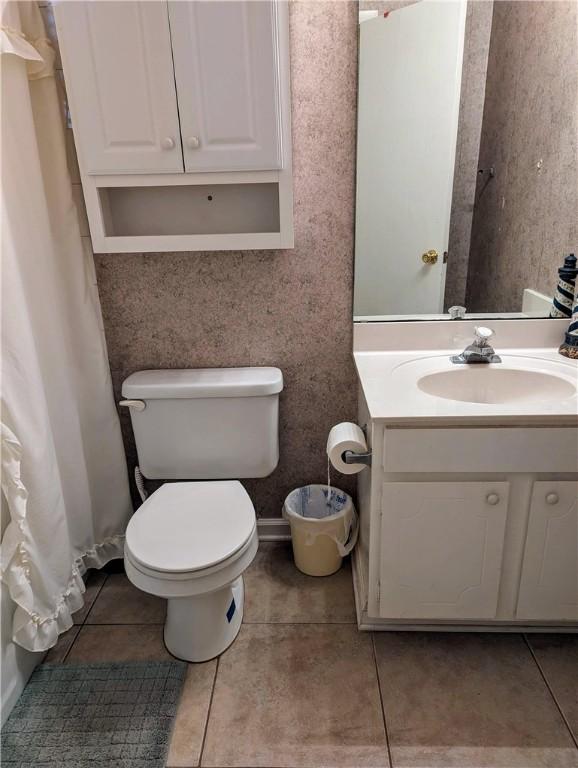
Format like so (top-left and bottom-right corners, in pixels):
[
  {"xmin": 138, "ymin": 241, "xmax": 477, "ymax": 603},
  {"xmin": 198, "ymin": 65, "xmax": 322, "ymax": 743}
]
[{"xmin": 451, "ymin": 326, "xmax": 502, "ymax": 364}]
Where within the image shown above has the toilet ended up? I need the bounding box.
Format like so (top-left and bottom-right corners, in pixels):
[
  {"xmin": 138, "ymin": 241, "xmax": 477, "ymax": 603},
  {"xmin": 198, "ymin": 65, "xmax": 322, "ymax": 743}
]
[{"xmin": 120, "ymin": 367, "xmax": 283, "ymax": 662}]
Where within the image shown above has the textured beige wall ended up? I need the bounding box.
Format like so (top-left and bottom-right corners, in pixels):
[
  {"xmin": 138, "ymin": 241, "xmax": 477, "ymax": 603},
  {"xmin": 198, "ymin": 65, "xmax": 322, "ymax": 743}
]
[
  {"xmin": 91, "ymin": 2, "xmax": 359, "ymax": 515},
  {"xmin": 466, "ymin": 0, "xmax": 578, "ymax": 313}
]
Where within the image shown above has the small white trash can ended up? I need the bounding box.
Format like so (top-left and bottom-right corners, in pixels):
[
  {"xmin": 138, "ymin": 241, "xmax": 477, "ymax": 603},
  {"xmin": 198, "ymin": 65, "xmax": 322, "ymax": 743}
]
[{"xmin": 282, "ymin": 485, "xmax": 358, "ymax": 576}]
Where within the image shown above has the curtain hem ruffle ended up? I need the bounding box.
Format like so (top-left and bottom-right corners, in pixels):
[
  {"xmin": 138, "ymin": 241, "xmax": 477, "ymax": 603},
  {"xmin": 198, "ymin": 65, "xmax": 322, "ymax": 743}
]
[
  {"xmin": 10, "ymin": 535, "xmax": 126, "ymax": 654},
  {"xmin": 1, "ymin": 422, "xmax": 126, "ymax": 653}
]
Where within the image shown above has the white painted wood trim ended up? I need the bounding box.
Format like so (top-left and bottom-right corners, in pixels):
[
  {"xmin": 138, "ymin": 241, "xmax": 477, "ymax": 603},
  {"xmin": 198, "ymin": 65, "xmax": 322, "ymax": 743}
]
[
  {"xmin": 351, "ymin": 540, "xmax": 367, "ymax": 627},
  {"xmin": 93, "ymin": 231, "xmax": 287, "ymax": 255},
  {"xmin": 257, "ymin": 517, "xmax": 291, "ymax": 541},
  {"xmin": 356, "ymin": 618, "xmax": 578, "ymax": 632},
  {"xmin": 383, "ymin": 428, "xmax": 578, "ymax": 474},
  {"xmin": 92, "ymin": 171, "xmax": 281, "ymax": 188}
]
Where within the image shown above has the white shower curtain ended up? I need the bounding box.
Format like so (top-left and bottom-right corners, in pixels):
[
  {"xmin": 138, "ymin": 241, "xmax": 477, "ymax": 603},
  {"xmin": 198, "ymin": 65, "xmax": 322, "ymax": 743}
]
[{"xmin": 1, "ymin": 2, "xmax": 132, "ymax": 652}]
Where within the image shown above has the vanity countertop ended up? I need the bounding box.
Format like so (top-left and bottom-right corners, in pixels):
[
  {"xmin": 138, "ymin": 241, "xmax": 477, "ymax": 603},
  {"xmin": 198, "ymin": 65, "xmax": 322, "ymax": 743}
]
[{"xmin": 354, "ymin": 347, "xmax": 578, "ymax": 426}]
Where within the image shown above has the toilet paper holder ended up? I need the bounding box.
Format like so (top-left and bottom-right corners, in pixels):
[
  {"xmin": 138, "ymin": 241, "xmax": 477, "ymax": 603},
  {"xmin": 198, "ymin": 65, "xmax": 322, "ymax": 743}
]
[
  {"xmin": 343, "ymin": 450, "xmax": 372, "ymax": 467},
  {"xmin": 343, "ymin": 425, "xmax": 371, "ymax": 466}
]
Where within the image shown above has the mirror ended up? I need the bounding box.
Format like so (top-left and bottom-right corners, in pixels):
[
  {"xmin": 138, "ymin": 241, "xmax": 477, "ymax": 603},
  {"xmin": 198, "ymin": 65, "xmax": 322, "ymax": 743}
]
[{"xmin": 354, "ymin": 1, "xmax": 578, "ymax": 321}]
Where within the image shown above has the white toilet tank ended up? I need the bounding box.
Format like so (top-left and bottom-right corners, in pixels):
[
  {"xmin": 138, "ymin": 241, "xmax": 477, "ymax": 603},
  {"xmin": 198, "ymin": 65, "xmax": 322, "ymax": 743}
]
[{"xmin": 121, "ymin": 368, "xmax": 283, "ymax": 479}]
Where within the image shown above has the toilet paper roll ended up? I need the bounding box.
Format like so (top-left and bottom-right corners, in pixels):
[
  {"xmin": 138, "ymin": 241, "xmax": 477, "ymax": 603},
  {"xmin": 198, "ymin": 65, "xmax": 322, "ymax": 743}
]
[{"xmin": 327, "ymin": 422, "xmax": 368, "ymax": 475}]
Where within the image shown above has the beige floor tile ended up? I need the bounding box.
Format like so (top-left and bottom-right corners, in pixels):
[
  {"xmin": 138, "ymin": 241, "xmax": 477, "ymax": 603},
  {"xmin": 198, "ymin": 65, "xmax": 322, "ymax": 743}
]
[
  {"xmin": 85, "ymin": 572, "xmax": 166, "ymax": 625},
  {"xmin": 72, "ymin": 570, "xmax": 107, "ymax": 624},
  {"xmin": 66, "ymin": 625, "xmax": 173, "ymax": 663},
  {"xmin": 243, "ymin": 541, "xmax": 356, "ymax": 624},
  {"xmin": 374, "ymin": 632, "xmax": 578, "ymax": 768},
  {"xmin": 528, "ymin": 634, "xmax": 578, "ymax": 741},
  {"xmin": 167, "ymin": 661, "xmax": 217, "ymax": 768},
  {"xmin": 43, "ymin": 625, "xmax": 81, "ymax": 664},
  {"xmin": 202, "ymin": 624, "xmax": 389, "ymax": 767}
]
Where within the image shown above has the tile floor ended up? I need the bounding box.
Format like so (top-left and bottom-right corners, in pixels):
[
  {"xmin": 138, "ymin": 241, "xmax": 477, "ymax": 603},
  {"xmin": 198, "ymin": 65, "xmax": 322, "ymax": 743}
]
[{"xmin": 44, "ymin": 542, "xmax": 578, "ymax": 768}]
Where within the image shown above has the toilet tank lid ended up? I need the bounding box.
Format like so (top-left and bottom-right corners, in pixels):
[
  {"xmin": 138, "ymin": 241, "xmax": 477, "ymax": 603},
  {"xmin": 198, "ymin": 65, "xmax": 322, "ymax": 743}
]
[{"xmin": 122, "ymin": 367, "xmax": 283, "ymax": 399}]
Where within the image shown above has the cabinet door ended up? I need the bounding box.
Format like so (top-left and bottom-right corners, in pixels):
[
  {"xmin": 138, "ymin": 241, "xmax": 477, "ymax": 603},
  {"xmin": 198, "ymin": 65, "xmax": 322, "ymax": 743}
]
[
  {"xmin": 55, "ymin": 2, "xmax": 183, "ymax": 174},
  {"xmin": 168, "ymin": 1, "xmax": 282, "ymax": 172},
  {"xmin": 517, "ymin": 482, "xmax": 578, "ymax": 621},
  {"xmin": 379, "ymin": 482, "xmax": 509, "ymax": 620}
]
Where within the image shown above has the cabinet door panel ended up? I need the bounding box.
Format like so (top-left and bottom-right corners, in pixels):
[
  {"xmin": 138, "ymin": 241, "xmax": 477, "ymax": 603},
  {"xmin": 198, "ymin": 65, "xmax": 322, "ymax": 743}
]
[
  {"xmin": 379, "ymin": 482, "xmax": 509, "ymax": 620},
  {"xmin": 169, "ymin": 0, "xmax": 282, "ymax": 172},
  {"xmin": 55, "ymin": 1, "xmax": 183, "ymax": 174},
  {"xmin": 517, "ymin": 482, "xmax": 578, "ymax": 621}
]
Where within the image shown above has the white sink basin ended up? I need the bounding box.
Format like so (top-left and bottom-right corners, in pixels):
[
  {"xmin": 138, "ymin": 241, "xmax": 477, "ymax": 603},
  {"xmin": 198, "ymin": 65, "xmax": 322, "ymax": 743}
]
[
  {"xmin": 355, "ymin": 345, "xmax": 578, "ymax": 423},
  {"xmin": 418, "ymin": 366, "xmax": 577, "ymax": 405}
]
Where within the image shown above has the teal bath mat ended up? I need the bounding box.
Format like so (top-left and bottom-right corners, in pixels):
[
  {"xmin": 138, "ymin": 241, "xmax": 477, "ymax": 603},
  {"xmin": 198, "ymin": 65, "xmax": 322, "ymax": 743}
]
[{"xmin": 1, "ymin": 660, "xmax": 187, "ymax": 767}]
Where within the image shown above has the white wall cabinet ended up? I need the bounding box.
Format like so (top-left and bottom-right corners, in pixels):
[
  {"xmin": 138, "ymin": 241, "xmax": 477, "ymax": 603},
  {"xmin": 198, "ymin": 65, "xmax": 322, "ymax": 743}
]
[
  {"xmin": 169, "ymin": 1, "xmax": 282, "ymax": 173},
  {"xmin": 517, "ymin": 482, "xmax": 578, "ymax": 621},
  {"xmin": 55, "ymin": 2, "xmax": 183, "ymax": 175},
  {"xmin": 353, "ymin": 409, "xmax": 578, "ymax": 630},
  {"xmin": 54, "ymin": 0, "xmax": 293, "ymax": 252}
]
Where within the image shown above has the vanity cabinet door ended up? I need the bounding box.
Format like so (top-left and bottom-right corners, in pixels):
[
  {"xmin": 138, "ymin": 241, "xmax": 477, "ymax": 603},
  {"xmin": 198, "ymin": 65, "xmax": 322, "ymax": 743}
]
[
  {"xmin": 379, "ymin": 482, "xmax": 509, "ymax": 620},
  {"xmin": 516, "ymin": 482, "xmax": 578, "ymax": 621},
  {"xmin": 55, "ymin": 2, "xmax": 183, "ymax": 175},
  {"xmin": 168, "ymin": 1, "xmax": 282, "ymax": 172}
]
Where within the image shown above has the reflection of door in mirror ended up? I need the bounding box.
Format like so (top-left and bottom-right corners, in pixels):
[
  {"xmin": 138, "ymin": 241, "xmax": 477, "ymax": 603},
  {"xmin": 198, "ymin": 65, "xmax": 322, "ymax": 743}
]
[
  {"xmin": 354, "ymin": 1, "xmax": 467, "ymax": 318},
  {"xmin": 354, "ymin": 0, "xmax": 578, "ymax": 321}
]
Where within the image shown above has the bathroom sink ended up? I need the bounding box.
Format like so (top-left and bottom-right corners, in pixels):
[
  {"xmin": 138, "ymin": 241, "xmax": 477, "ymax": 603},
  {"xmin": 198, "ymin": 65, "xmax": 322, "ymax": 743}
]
[
  {"xmin": 356, "ymin": 347, "xmax": 578, "ymax": 423},
  {"xmin": 417, "ymin": 366, "xmax": 577, "ymax": 405}
]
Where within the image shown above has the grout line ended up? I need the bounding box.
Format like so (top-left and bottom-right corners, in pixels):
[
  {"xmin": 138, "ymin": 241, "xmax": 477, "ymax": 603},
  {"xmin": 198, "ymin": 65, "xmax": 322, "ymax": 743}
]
[
  {"xmin": 60, "ymin": 626, "xmax": 81, "ymax": 665},
  {"xmin": 371, "ymin": 633, "xmax": 394, "ymax": 768},
  {"xmin": 80, "ymin": 572, "xmax": 108, "ymax": 626},
  {"xmin": 523, "ymin": 634, "xmax": 578, "ymax": 750},
  {"xmin": 61, "ymin": 572, "xmax": 109, "ymax": 663},
  {"xmin": 198, "ymin": 656, "xmax": 220, "ymax": 767},
  {"xmin": 77, "ymin": 620, "xmax": 355, "ymax": 628},
  {"xmin": 242, "ymin": 620, "xmax": 356, "ymax": 625},
  {"xmin": 80, "ymin": 622, "xmax": 167, "ymax": 627}
]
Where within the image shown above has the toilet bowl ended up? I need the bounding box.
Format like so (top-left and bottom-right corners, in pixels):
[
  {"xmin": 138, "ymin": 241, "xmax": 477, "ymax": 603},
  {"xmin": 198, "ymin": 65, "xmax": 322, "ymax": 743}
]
[
  {"xmin": 120, "ymin": 366, "xmax": 283, "ymax": 662},
  {"xmin": 125, "ymin": 481, "xmax": 258, "ymax": 662}
]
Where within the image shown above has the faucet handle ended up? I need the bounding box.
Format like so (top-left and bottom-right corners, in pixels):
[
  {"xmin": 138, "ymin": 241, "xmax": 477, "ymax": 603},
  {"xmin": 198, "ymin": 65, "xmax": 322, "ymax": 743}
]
[
  {"xmin": 448, "ymin": 305, "xmax": 466, "ymax": 320},
  {"xmin": 474, "ymin": 326, "xmax": 494, "ymax": 346}
]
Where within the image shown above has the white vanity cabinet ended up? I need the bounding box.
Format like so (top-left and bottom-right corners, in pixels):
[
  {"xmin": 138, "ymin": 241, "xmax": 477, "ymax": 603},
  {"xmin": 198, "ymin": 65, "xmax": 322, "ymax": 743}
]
[
  {"xmin": 353, "ymin": 410, "xmax": 578, "ymax": 630},
  {"xmin": 517, "ymin": 482, "xmax": 578, "ymax": 621},
  {"xmin": 379, "ymin": 481, "xmax": 509, "ymax": 620},
  {"xmin": 54, "ymin": 0, "xmax": 293, "ymax": 252}
]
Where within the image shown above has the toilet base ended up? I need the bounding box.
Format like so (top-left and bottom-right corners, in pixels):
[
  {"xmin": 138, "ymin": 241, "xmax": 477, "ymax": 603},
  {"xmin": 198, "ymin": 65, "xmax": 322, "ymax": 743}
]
[{"xmin": 164, "ymin": 576, "xmax": 244, "ymax": 662}]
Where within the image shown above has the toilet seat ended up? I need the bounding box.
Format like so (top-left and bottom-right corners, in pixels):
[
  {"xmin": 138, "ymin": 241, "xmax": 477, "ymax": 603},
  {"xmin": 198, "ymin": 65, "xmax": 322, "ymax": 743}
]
[
  {"xmin": 125, "ymin": 480, "xmax": 256, "ymax": 575},
  {"xmin": 125, "ymin": 526, "xmax": 258, "ymax": 599},
  {"xmin": 125, "ymin": 526, "xmax": 256, "ymax": 583}
]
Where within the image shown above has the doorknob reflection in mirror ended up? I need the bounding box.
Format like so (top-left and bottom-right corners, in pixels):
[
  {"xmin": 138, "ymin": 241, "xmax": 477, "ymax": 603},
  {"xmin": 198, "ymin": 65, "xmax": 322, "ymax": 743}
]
[{"xmin": 422, "ymin": 249, "xmax": 439, "ymax": 265}]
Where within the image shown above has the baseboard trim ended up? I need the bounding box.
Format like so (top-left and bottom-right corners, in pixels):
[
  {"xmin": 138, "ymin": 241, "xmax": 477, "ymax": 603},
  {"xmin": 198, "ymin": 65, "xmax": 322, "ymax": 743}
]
[
  {"xmin": 257, "ymin": 517, "xmax": 291, "ymax": 541},
  {"xmin": 356, "ymin": 618, "xmax": 578, "ymax": 632}
]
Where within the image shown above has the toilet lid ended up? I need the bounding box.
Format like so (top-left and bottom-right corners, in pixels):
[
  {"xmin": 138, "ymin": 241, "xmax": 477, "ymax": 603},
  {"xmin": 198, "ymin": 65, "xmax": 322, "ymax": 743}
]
[{"xmin": 125, "ymin": 481, "xmax": 256, "ymax": 574}]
